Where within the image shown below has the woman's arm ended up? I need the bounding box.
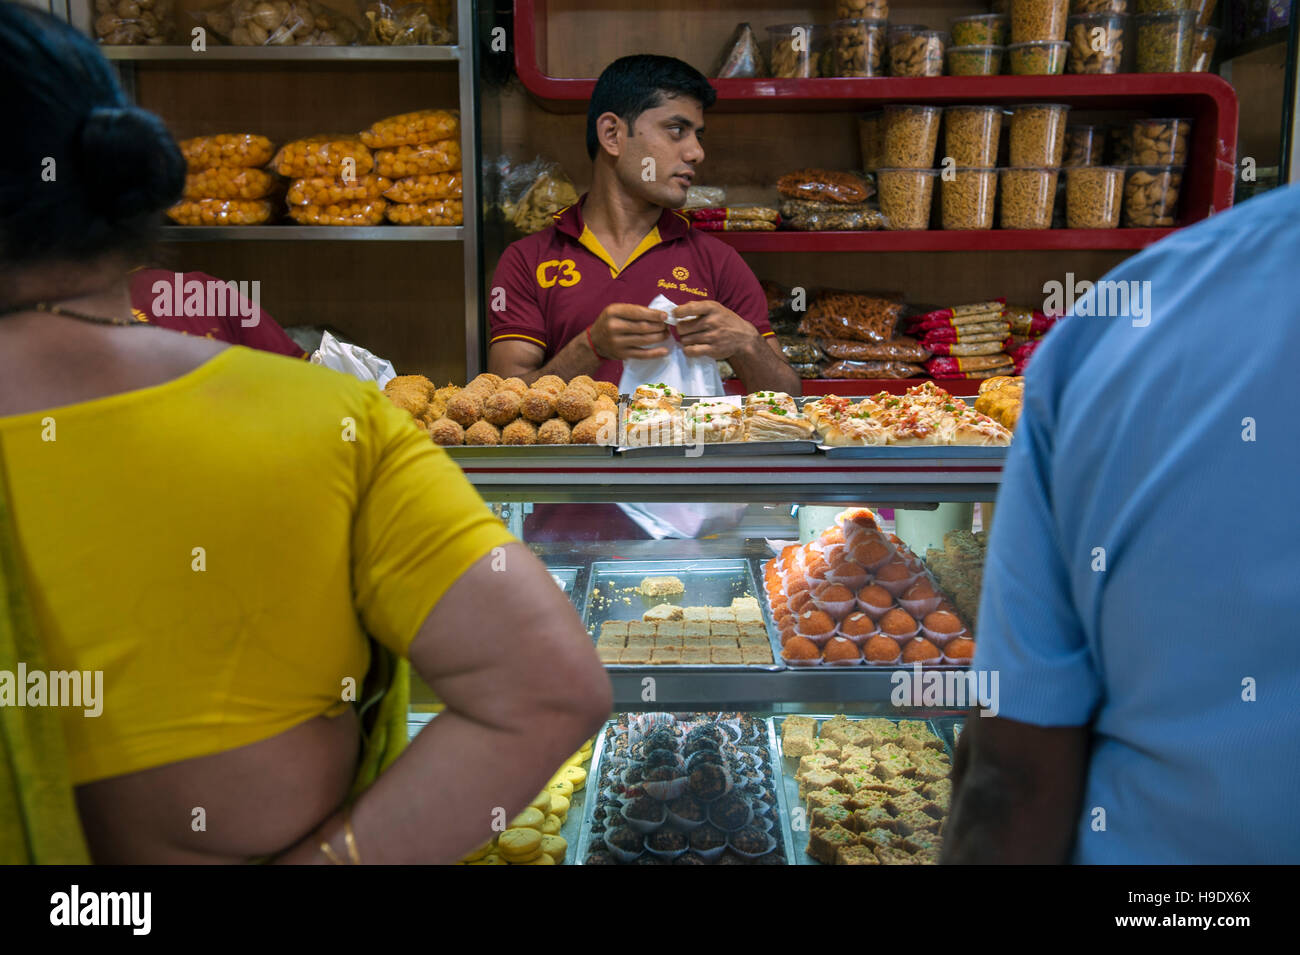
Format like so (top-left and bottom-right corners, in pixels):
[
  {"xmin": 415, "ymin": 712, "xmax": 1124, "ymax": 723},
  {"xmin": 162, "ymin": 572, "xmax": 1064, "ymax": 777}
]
[{"xmin": 275, "ymin": 543, "xmax": 611, "ymax": 864}]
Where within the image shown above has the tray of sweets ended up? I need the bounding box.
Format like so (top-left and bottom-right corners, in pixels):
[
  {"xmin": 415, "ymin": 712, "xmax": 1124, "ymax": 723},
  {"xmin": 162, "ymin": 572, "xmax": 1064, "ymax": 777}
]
[
  {"xmin": 772, "ymin": 713, "xmax": 954, "ymax": 865},
  {"xmin": 582, "ymin": 559, "xmax": 782, "ymax": 670},
  {"xmin": 574, "ymin": 712, "xmax": 796, "ymax": 865}
]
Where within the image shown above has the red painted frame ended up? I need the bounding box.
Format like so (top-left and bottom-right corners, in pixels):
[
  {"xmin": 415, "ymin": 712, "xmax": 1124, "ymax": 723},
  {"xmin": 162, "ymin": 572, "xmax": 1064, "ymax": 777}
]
[{"xmin": 512, "ymin": 0, "xmax": 1238, "ymax": 234}]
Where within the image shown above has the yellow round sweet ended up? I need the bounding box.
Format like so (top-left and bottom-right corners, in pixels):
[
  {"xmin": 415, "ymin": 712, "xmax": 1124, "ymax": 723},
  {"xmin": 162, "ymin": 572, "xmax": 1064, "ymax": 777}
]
[
  {"xmin": 541, "ymin": 813, "xmax": 562, "ymax": 835},
  {"xmin": 548, "ymin": 778, "xmax": 575, "ymax": 799},
  {"xmin": 540, "ymin": 834, "xmax": 567, "ymax": 863},
  {"xmin": 529, "ymin": 792, "xmax": 553, "ymax": 815},
  {"xmin": 461, "ymin": 840, "xmax": 495, "ymax": 862},
  {"xmin": 549, "ymin": 794, "xmax": 571, "ymax": 818},
  {"xmin": 509, "ymin": 807, "xmax": 546, "ymax": 831},
  {"xmin": 497, "ymin": 828, "xmax": 543, "ymax": 862},
  {"xmin": 516, "ymin": 852, "xmax": 555, "ymax": 865},
  {"xmin": 561, "ymin": 765, "xmax": 587, "ymax": 791},
  {"xmin": 467, "ymin": 852, "xmax": 505, "ymax": 865}
]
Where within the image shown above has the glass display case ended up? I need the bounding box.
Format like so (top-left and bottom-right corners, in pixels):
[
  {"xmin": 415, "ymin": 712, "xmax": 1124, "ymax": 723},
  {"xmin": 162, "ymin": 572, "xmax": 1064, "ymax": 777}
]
[{"xmin": 418, "ymin": 444, "xmax": 995, "ymax": 864}]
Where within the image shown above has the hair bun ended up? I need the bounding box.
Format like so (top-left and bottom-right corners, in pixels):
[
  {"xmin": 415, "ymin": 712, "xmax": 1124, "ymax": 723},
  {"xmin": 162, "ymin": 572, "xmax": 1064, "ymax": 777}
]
[{"xmin": 77, "ymin": 105, "xmax": 186, "ymax": 222}]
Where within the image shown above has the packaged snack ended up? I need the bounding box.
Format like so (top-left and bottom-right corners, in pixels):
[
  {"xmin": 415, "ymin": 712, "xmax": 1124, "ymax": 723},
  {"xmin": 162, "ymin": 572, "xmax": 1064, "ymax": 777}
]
[
  {"xmin": 950, "ymin": 13, "xmax": 1009, "ymax": 45},
  {"xmin": 287, "ymin": 199, "xmax": 387, "ymax": 226},
  {"xmin": 202, "ymin": 0, "xmax": 359, "ymax": 46},
  {"xmin": 1063, "ymin": 124, "xmax": 1106, "ymax": 165},
  {"xmin": 374, "ymin": 139, "xmax": 461, "ymax": 178},
  {"xmin": 691, "ymin": 219, "xmax": 777, "ymax": 231},
  {"xmin": 1000, "ymin": 167, "xmax": 1060, "ymax": 229},
  {"xmin": 1122, "ymin": 165, "xmax": 1183, "ymax": 226},
  {"xmin": 888, "ymin": 26, "xmax": 947, "ymax": 76},
  {"xmin": 272, "ymin": 137, "xmax": 374, "ymax": 178},
  {"xmin": 926, "ymin": 340, "xmax": 1007, "ymax": 357},
  {"xmin": 777, "ymin": 169, "xmax": 872, "ymax": 204},
  {"xmin": 941, "ymin": 168, "xmax": 998, "ymax": 230},
  {"xmin": 797, "ymin": 290, "xmax": 906, "ymax": 344},
  {"xmin": 712, "ymin": 22, "xmax": 766, "ymax": 77},
  {"xmin": 1135, "ymin": 11, "xmax": 1195, "ymax": 71},
  {"xmin": 509, "ymin": 162, "xmax": 578, "ymax": 233},
  {"xmin": 831, "ymin": 17, "xmax": 888, "ymax": 76},
  {"xmin": 93, "ymin": 0, "xmax": 173, "ymax": 45},
  {"xmin": 1008, "ymin": 103, "xmax": 1070, "ymax": 167},
  {"xmin": 360, "ymin": 109, "xmax": 459, "ymax": 148},
  {"xmin": 822, "ymin": 360, "xmax": 924, "ymax": 378},
  {"xmin": 385, "ymin": 199, "xmax": 463, "ymax": 225},
  {"xmin": 778, "ymin": 336, "xmax": 826, "ymax": 364},
  {"xmin": 689, "ymin": 205, "xmax": 780, "ymax": 222},
  {"xmin": 1003, "ymin": 305, "xmax": 1059, "ymax": 335},
  {"xmin": 1065, "ymin": 165, "xmax": 1124, "ymax": 228},
  {"xmin": 166, "ymin": 199, "xmax": 273, "ymax": 225},
  {"xmin": 836, "ymin": 0, "xmax": 889, "ymax": 17},
  {"xmin": 791, "ymin": 362, "xmax": 823, "ymax": 378},
  {"xmin": 818, "ymin": 337, "xmax": 931, "ymax": 362},
  {"xmin": 925, "ymin": 354, "xmax": 1014, "ymax": 377},
  {"xmin": 768, "ymin": 23, "xmax": 827, "ymax": 78},
  {"xmin": 944, "ymin": 106, "xmax": 1002, "ymax": 167},
  {"xmin": 1190, "ymin": 25, "xmax": 1217, "ymax": 70},
  {"xmin": 363, "ymin": 0, "xmax": 455, "ymax": 45},
  {"xmin": 1007, "ymin": 39, "xmax": 1069, "ymax": 72},
  {"xmin": 911, "ymin": 300, "xmax": 1009, "ymax": 326},
  {"xmin": 1011, "ymin": 0, "xmax": 1069, "ymax": 42},
  {"xmin": 179, "ymin": 133, "xmax": 274, "ymax": 171},
  {"xmin": 781, "ymin": 203, "xmax": 886, "ymax": 231},
  {"xmin": 1066, "ymin": 13, "xmax": 1126, "ymax": 72},
  {"xmin": 1131, "ymin": 117, "xmax": 1191, "ymax": 165},
  {"xmin": 1070, "ymin": 0, "xmax": 1128, "ymax": 10},
  {"xmin": 876, "ymin": 168, "xmax": 938, "ymax": 231},
  {"xmin": 287, "ymin": 174, "xmax": 391, "ymax": 205},
  {"xmin": 883, "ymin": 105, "xmax": 942, "ymax": 169},
  {"xmin": 684, "ymin": 185, "xmax": 727, "ymax": 209},
  {"xmin": 948, "ymin": 44, "xmax": 1004, "ymax": 74},
  {"xmin": 183, "ymin": 167, "xmax": 276, "ymax": 200},
  {"xmin": 382, "ymin": 171, "xmax": 462, "ymax": 203}
]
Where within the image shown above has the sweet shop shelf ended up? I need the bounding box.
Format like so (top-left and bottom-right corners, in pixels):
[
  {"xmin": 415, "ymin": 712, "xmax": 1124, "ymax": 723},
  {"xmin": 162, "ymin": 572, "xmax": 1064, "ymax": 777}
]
[
  {"xmin": 100, "ymin": 45, "xmax": 460, "ymax": 62},
  {"xmin": 712, "ymin": 228, "xmax": 1177, "ymax": 253},
  {"xmin": 159, "ymin": 226, "xmax": 465, "ymax": 241}
]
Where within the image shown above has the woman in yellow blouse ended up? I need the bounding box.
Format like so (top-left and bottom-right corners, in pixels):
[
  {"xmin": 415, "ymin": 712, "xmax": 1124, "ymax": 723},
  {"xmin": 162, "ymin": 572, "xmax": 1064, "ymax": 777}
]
[{"xmin": 0, "ymin": 3, "xmax": 611, "ymax": 864}]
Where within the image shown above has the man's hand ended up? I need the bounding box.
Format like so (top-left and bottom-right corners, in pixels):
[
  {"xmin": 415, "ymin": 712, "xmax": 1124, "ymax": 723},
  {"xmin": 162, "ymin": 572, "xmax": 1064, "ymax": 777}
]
[
  {"xmin": 673, "ymin": 300, "xmax": 763, "ymax": 361},
  {"xmin": 589, "ymin": 303, "xmax": 671, "ymax": 360}
]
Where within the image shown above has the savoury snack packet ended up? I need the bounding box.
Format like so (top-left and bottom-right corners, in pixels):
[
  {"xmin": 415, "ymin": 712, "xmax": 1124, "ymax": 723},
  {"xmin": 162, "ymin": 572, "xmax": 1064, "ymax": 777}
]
[
  {"xmin": 179, "ymin": 133, "xmax": 275, "ymax": 171},
  {"xmin": 382, "ymin": 171, "xmax": 462, "ymax": 203},
  {"xmin": 287, "ymin": 199, "xmax": 387, "ymax": 226},
  {"xmin": 818, "ymin": 336, "xmax": 931, "ymax": 362},
  {"xmin": 272, "ymin": 137, "xmax": 374, "ymax": 178},
  {"xmin": 925, "ymin": 354, "xmax": 1014, "ymax": 377},
  {"xmin": 797, "ymin": 289, "xmax": 906, "ymax": 343},
  {"xmin": 821, "ymin": 359, "xmax": 925, "ymax": 378},
  {"xmin": 166, "ymin": 198, "xmax": 273, "ymax": 226},
  {"xmin": 373, "ymin": 139, "xmax": 461, "ymax": 178},
  {"xmin": 777, "ymin": 169, "xmax": 873, "ymax": 204},
  {"xmin": 183, "ymin": 167, "xmax": 276, "ymax": 200},
  {"xmin": 385, "ymin": 199, "xmax": 463, "ymax": 225},
  {"xmin": 925, "ymin": 340, "xmax": 1007, "ymax": 357},
  {"xmin": 360, "ymin": 109, "xmax": 460, "ymax": 148},
  {"xmin": 287, "ymin": 174, "xmax": 391, "ymax": 206},
  {"xmin": 713, "ymin": 21, "xmax": 767, "ymax": 77}
]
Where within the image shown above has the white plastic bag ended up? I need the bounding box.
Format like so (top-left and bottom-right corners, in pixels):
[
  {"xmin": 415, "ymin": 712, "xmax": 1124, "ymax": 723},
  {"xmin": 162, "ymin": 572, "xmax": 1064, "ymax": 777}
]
[
  {"xmin": 618, "ymin": 294, "xmax": 725, "ymax": 397},
  {"xmin": 310, "ymin": 330, "xmax": 397, "ymax": 389}
]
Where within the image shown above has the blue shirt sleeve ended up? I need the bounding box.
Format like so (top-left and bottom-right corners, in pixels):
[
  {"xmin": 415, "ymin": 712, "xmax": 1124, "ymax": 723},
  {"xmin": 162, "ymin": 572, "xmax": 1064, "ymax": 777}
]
[{"xmin": 971, "ymin": 350, "xmax": 1102, "ymax": 727}]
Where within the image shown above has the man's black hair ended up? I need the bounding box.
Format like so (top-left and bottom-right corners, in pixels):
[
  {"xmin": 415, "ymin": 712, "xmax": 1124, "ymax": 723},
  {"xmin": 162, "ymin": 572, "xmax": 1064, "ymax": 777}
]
[{"xmin": 586, "ymin": 55, "xmax": 717, "ymax": 161}]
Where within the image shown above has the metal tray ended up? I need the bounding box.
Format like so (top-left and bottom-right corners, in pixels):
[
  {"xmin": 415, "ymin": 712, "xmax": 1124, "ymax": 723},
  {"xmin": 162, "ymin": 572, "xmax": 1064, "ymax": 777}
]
[
  {"xmin": 618, "ymin": 440, "xmax": 818, "ymax": 458},
  {"xmin": 443, "ymin": 444, "xmax": 614, "ymax": 459},
  {"xmin": 930, "ymin": 715, "xmax": 966, "ymax": 751},
  {"xmin": 771, "ymin": 713, "xmax": 954, "ymax": 865},
  {"xmin": 580, "ymin": 559, "xmax": 783, "ymax": 671},
  {"xmin": 573, "ymin": 714, "xmax": 797, "ymax": 865},
  {"xmin": 819, "ymin": 444, "xmax": 1008, "ymax": 459}
]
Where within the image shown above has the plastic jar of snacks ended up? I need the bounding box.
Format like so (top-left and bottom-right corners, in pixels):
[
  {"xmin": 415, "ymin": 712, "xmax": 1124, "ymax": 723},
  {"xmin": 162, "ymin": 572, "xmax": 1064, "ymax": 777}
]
[
  {"xmin": 888, "ymin": 26, "xmax": 947, "ymax": 76},
  {"xmin": 836, "ymin": 0, "xmax": 889, "ymax": 18},
  {"xmin": 999, "ymin": 167, "xmax": 1060, "ymax": 229},
  {"xmin": 1135, "ymin": 11, "xmax": 1195, "ymax": 71},
  {"xmin": 943, "ymin": 106, "xmax": 1004, "ymax": 166},
  {"xmin": 1105, "ymin": 122, "xmax": 1135, "ymax": 164},
  {"xmin": 1135, "ymin": 0, "xmax": 1192, "ymax": 11},
  {"xmin": 287, "ymin": 199, "xmax": 388, "ymax": 226},
  {"xmin": 1011, "ymin": 0, "xmax": 1069, "ymax": 42},
  {"xmin": 1007, "ymin": 39, "xmax": 1069, "ymax": 72},
  {"xmin": 858, "ymin": 111, "xmax": 886, "ymax": 169},
  {"xmin": 1063, "ymin": 124, "xmax": 1106, "ymax": 165},
  {"xmin": 950, "ymin": 13, "xmax": 1009, "ymax": 45},
  {"xmin": 1008, "ymin": 103, "xmax": 1071, "ymax": 166},
  {"xmin": 1191, "ymin": 0, "xmax": 1217, "ymax": 25},
  {"xmin": 882, "ymin": 105, "xmax": 943, "ymax": 169},
  {"xmin": 179, "ymin": 133, "xmax": 274, "ymax": 171},
  {"xmin": 831, "ymin": 18, "xmax": 888, "ymax": 76},
  {"xmin": 1131, "ymin": 117, "xmax": 1191, "ymax": 165},
  {"xmin": 1190, "ymin": 25, "xmax": 1217, "ymax": 70},
  {"xmin": 1070, "ymin": 0, "xmax": 1128, "ymax": 11},
  {"xmin": 768, "ymin": 24, "xmax": 826, "ymax": 78},
  {"xmin": 183, "ymin": 167, "xmax": 276, "ymax": 200},
  {"xmin": 877, "ymin": 169, "xmax": 939, "ymax": 230},
  {"xmin": 948, "ymin": 44, "xmax": 1004, "ymax": 74},
  {"xmin": 941, "ymin": 168, "xmax": 999, "ymax": 229},
  {"xmin": 1065, "ymin": 165, "xmax": 1124, "ymax": 227},
  {"xmin": 1066, "ymin": 13, "xmax": 1127, "ymax": 72},
  {"xmin": 166, "ymin": 199, "xmax": 273, "ymax": 226},
  {"xmin": 1122, "ymin": 165, "xmax": 1183, "ymax": 226}
]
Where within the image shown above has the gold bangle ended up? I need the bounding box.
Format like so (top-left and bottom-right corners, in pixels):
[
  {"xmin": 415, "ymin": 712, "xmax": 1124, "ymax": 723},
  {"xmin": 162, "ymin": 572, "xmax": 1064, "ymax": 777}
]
[
  {"xmin": 343, "ymin": 812, "xmax": 362, "ymax": 865},
  {"xmin": 319, "ymin": 840, "xmax": 345, "ymax": 865}
]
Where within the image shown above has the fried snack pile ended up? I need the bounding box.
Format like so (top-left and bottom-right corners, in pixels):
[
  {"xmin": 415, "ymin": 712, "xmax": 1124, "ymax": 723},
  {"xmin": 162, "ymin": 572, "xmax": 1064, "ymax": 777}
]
[
  {"xmin": 973, "ymin": 375, "xmax": 1023, "ymax": 431},
  {"xmin": 382, "ymin": 374, "xmax": 619, "ymax": 447}
]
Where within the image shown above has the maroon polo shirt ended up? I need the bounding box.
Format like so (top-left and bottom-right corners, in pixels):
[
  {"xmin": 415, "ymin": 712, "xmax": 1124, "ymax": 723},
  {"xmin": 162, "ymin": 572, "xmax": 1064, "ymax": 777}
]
[{"xmin": 488, "ymin": 196, "xmax": 773, "ymax": 384}]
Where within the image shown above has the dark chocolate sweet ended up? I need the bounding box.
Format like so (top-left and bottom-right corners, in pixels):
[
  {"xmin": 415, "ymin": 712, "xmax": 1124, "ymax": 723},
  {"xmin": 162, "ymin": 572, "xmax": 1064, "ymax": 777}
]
[
  {"xmin": 647, "ymin": 830, "xmax": 687, "ymax": 853},
  {"xmin": 672, "ymin": 852, "xmax": 709, "ymax": 865},
  {"xmin": 689, "ymin": 824, "xmax": 726, "ymax": 851},
  {"xmin": 667, "ymin": 795, "xmax": 705, "ymax": 822},
  {"xmin": 709, "ymin": 792, "xmax": 751, "ymax": 830},
  {"xmin": 607, "ymin": 827, "xmax": 643, "ymax": 853},
  {"xmin": 585, "ymin": 850, "xmax": 617, "ymax": 865},
  {"xmin": 687, "ymin": 762, "xmax": 730, "ymax": 801},
  {"xmin": 730, "ymin": 825, "xmax": 771, "ymax": 855},
  {"xmin": 624, "ymin": 796, "xmax": 666, "ymax": 823}
]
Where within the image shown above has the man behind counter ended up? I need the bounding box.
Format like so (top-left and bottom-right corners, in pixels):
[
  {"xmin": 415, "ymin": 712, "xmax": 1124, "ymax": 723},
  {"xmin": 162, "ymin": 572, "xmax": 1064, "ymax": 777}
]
[{"xmin": 487, "ymin": 54, "xmax": 800, "ymax": 396}]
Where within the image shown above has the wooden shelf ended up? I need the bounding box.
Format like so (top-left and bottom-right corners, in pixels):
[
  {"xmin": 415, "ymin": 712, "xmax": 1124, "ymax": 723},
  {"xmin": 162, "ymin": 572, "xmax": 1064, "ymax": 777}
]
[
  {"xmin": 159, "ymin": 225, "xmax": 464, "ymax": 241},
  {"xmin": 711, "ymin": 228, "xmax": 1176, "ymax": 253},
  {"xmin": 101, "ymin": 44, "xmax": 459, "ymax": 62}
]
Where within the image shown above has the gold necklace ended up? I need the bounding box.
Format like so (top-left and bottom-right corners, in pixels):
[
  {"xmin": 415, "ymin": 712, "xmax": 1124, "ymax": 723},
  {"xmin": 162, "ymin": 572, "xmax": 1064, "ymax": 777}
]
[{"xmin": 33, "ymin": 302, "xmax": 141, "ymax": 328}]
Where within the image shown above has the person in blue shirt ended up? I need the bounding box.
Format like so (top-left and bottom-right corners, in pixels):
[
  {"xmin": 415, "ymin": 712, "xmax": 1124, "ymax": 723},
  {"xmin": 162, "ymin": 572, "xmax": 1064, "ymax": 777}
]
[{"xmin": 943, "ymin": 184, "xmax": 1300, "ymax": 864}]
